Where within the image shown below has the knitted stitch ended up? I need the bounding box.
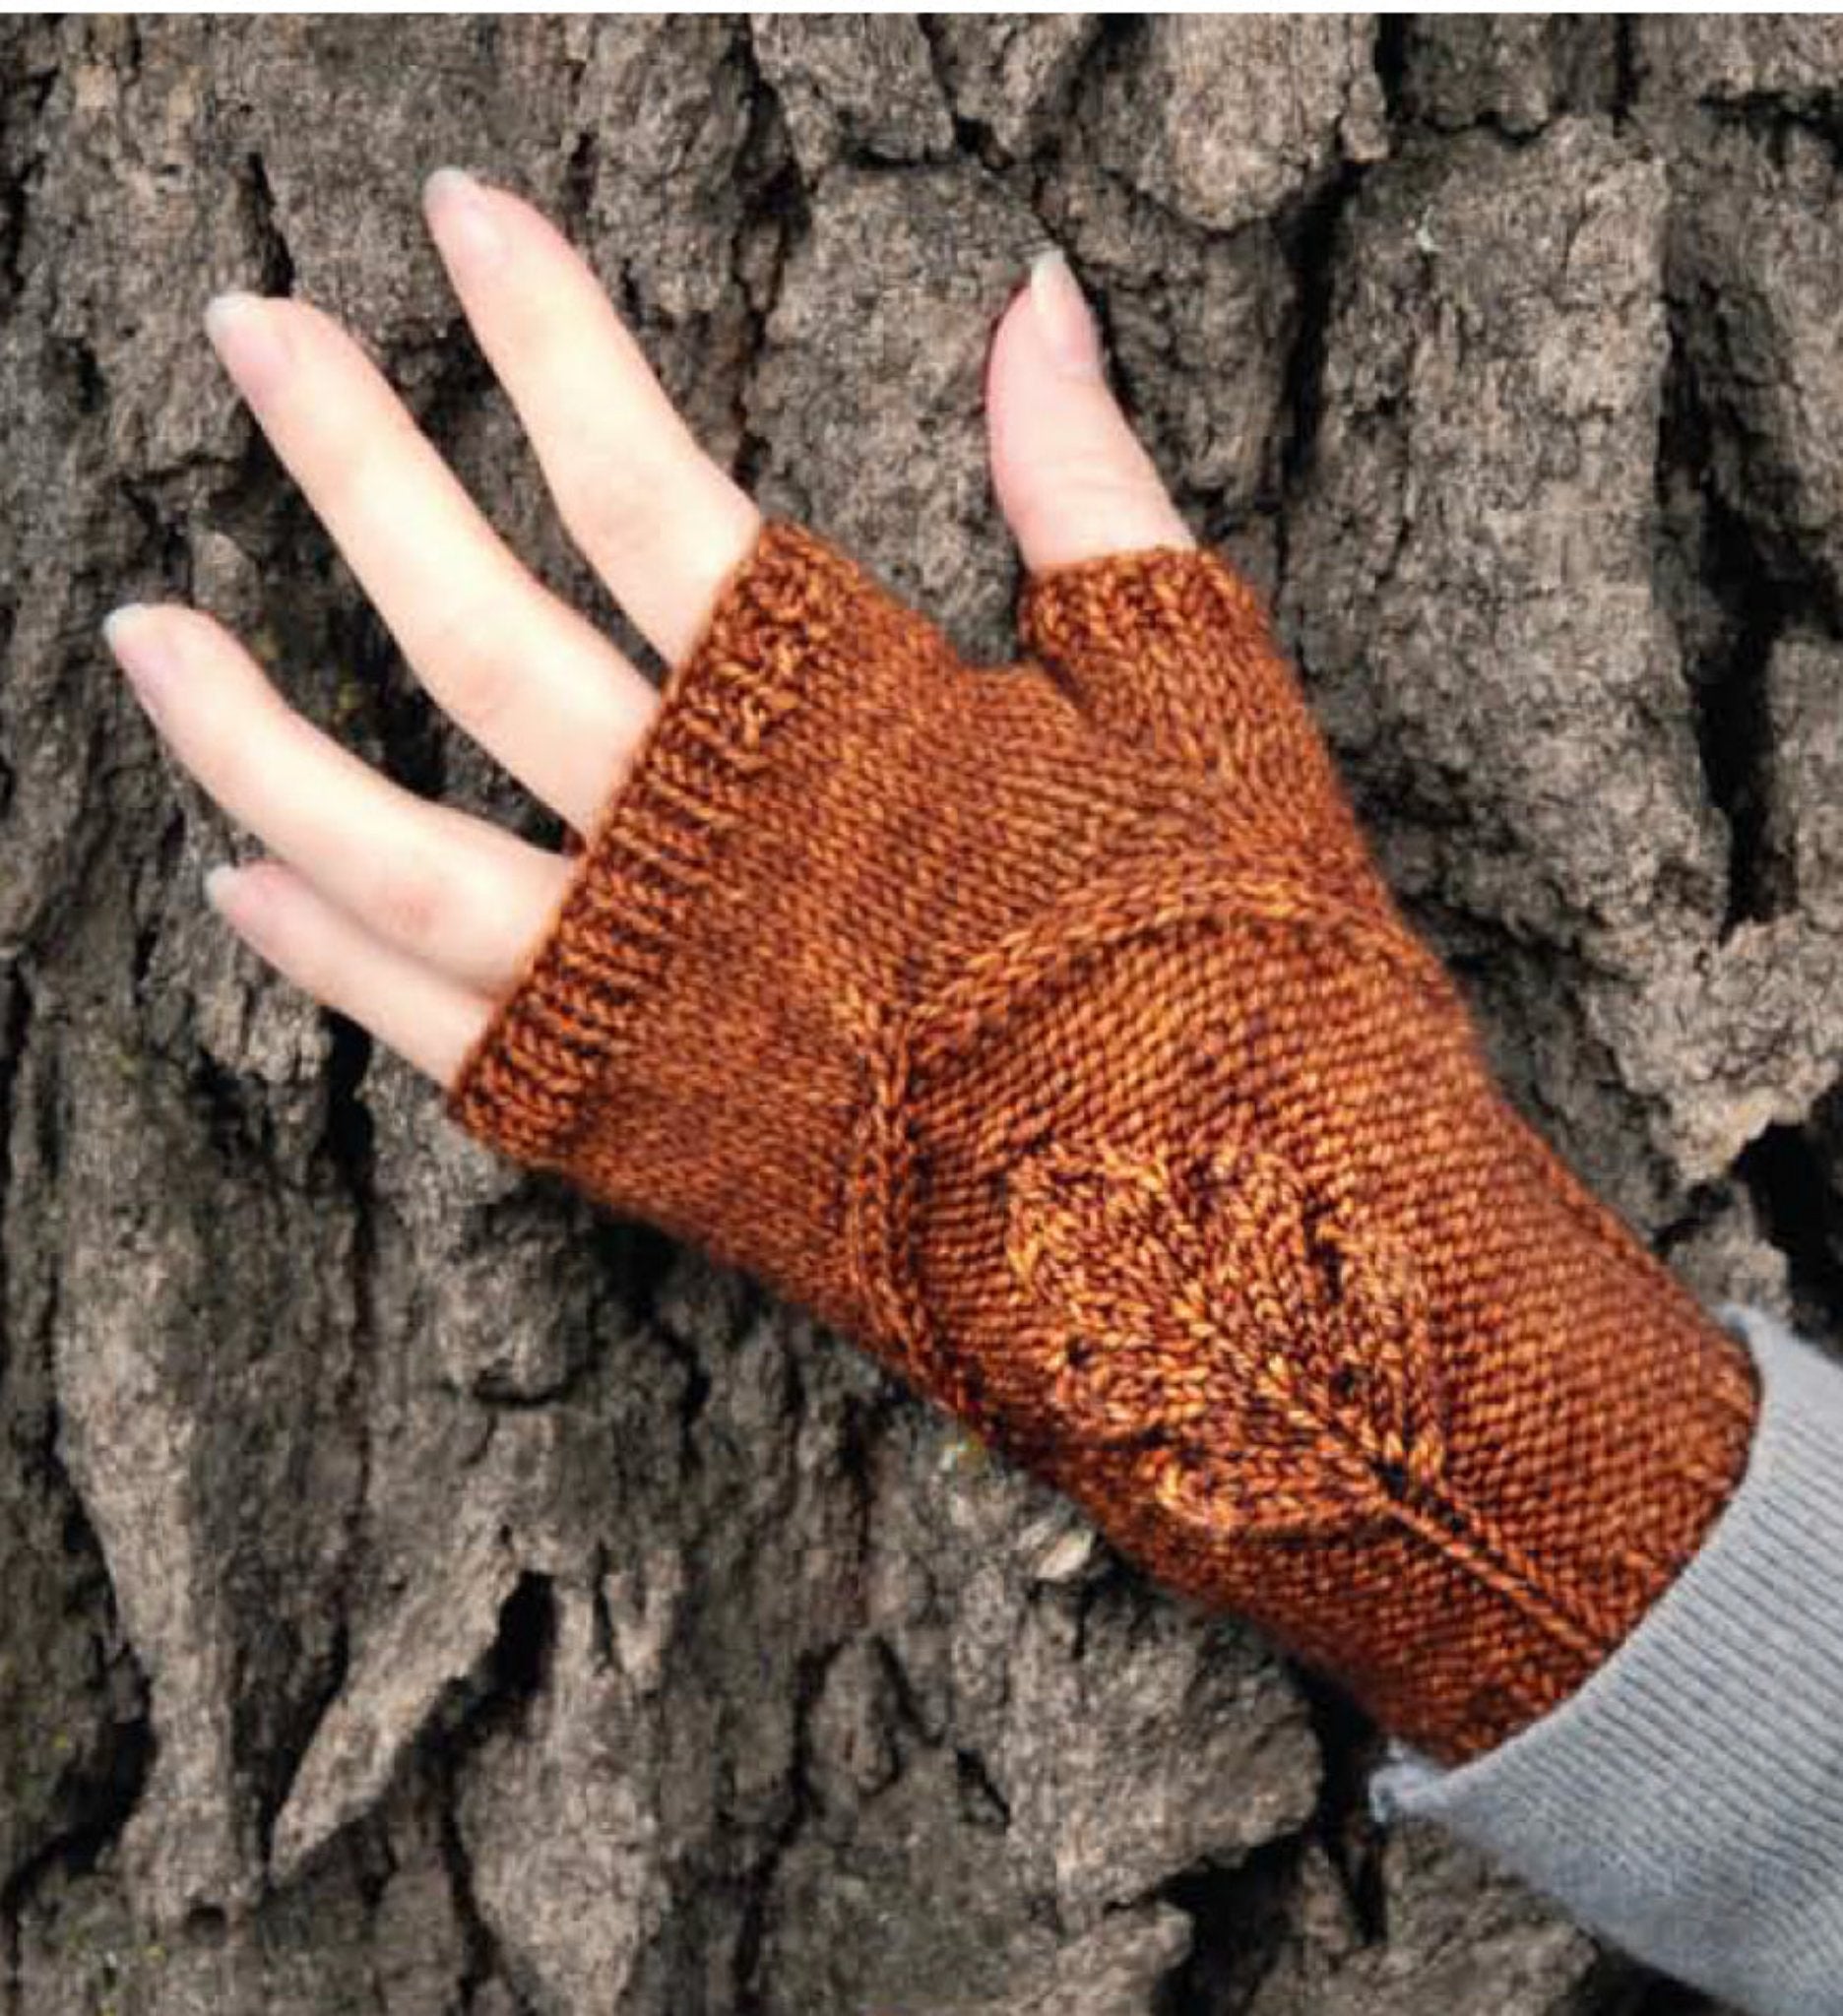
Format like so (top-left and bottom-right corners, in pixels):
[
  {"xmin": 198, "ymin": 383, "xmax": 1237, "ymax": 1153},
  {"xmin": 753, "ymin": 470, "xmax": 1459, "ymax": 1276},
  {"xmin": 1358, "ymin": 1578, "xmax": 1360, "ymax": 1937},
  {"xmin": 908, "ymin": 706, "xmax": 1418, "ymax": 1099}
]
[{"xmin": 445, "ymin": 518, "xmax": 1760, "ymax": 1765}]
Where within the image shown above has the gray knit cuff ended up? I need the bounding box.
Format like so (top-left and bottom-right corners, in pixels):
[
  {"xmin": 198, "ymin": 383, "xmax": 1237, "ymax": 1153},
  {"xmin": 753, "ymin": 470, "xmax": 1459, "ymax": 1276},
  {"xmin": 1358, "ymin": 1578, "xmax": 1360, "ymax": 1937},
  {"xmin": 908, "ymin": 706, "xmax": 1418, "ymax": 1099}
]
[{"xmin": 1368, "ymin": 1305, "xmax": 1843, "ymax": 2014}]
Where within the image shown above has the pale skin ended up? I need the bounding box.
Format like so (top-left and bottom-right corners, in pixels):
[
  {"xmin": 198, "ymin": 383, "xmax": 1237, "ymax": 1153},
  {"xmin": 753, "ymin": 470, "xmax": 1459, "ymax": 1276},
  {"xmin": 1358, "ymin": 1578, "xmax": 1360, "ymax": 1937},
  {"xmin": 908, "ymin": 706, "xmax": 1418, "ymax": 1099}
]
[{"xmin": 104, "ymin": 169, "xmax": 1194, "ymax": 1086}]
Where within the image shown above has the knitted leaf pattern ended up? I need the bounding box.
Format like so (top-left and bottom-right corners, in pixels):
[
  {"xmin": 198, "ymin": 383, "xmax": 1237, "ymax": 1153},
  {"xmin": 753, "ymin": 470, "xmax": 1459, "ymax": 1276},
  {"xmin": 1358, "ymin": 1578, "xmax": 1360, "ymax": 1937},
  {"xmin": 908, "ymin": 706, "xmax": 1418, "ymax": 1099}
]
[
  {"xmin": 1004, "ymin": 1136, "xmax": 1450, "ymax": 1542},
  {"xmin": 444, "ymin": 517, "xmax": 1763, "ymax": 1761}
]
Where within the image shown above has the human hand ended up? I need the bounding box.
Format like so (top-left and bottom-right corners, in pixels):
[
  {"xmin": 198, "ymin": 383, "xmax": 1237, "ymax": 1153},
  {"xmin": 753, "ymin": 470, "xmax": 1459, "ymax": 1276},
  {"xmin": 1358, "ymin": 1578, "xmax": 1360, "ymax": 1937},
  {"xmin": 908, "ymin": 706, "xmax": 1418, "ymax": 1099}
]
[
  {"xmin": 103, "ymin": 170, "xmax": 1189, "ymax": 1088},
  {"xmin": 109, "ymin": 172, "xmax": 1758, "ymax": 1774}
]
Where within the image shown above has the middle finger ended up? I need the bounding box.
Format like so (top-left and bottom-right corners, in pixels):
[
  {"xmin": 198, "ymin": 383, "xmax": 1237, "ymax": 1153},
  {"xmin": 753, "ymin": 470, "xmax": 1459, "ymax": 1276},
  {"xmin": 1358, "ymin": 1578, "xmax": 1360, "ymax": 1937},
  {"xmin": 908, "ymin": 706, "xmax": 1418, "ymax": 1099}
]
[{"xmin": 204, "ymin": 291, "xmax": 656, "ymax": 836}]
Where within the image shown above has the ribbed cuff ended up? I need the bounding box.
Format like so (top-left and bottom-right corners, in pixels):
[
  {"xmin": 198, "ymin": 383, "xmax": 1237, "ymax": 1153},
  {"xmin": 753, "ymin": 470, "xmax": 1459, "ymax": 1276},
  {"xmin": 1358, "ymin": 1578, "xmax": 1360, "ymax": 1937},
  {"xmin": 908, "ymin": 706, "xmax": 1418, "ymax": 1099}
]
[
  {"xmin": 439, "ymin": 516, "xmax": 982, "ymax": 1339},
  {"xmin": 443, "ymin": 520, "xmax": 817, "ymax": 1169},
  {"xmin": 1368, "ymin": 1305, "xmax": 1843, "ymax": 2014}
]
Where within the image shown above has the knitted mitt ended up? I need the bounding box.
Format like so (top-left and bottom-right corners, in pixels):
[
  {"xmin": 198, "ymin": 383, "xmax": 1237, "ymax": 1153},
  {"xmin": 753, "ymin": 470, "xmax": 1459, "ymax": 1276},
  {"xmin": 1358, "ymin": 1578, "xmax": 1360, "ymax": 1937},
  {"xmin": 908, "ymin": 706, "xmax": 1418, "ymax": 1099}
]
[{"xmin": 444, "ymin": 519, "xmax": 1759, "ymax": 1766}]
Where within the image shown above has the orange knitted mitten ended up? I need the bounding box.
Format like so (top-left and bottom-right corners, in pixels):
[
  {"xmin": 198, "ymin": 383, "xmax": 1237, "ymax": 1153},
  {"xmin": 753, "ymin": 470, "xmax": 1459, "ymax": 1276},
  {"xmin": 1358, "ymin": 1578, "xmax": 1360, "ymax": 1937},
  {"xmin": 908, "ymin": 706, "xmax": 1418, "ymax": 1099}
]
[{"xmin": 445, "ymin": 519, "xmax": 1759, "ymax": 1766}]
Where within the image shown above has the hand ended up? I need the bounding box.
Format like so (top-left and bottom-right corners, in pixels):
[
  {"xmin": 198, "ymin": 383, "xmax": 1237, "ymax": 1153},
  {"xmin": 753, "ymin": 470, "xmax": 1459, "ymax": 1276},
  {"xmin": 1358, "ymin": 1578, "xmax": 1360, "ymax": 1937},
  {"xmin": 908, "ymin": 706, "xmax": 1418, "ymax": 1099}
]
[
  {"xmin": 103, "ymin": 169, "xmax": 1190, "ymax": 1087},
  {"xmin": 107, "ymin": 170, "xmax": 1759, "ymax": 1772}
]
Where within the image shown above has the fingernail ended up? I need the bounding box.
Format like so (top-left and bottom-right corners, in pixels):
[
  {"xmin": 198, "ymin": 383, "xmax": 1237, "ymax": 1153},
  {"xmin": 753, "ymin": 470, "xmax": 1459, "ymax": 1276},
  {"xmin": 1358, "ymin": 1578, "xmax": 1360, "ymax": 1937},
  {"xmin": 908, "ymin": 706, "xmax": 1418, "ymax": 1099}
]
[
  {"xmin": 205, "ymin": 863, "xmax": 268, "ymax": 945},
  {"xmin": 204, "ymin": 291, "xmax": 292, "ymax": 399},
  {"xmin": 423, "ymin": 166, "xmax": 506, "ymax": 271},
  {"xmin": 1029, "ymin": 248, "xmax": 1103, "ymax": 381},
  {"xmin": 104, "ymin": 604, "xmax": 177, "ymax": 724}
]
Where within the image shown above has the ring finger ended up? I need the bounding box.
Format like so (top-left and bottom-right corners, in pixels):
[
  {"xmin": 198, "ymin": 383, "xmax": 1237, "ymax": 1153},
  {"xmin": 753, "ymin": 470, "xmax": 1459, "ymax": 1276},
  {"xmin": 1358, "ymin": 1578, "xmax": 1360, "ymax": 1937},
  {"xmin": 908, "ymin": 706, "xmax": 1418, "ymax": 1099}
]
[{"xmin": 106, "ymin": 603, "xmax": 572, "ymax": 995}]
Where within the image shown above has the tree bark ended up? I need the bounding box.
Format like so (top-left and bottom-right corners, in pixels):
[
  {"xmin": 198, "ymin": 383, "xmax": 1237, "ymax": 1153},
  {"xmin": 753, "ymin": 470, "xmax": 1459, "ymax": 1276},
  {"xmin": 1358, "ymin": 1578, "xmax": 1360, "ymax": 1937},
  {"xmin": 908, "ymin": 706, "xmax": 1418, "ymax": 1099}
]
[{"xmin": 3, "ymin": 16, "xmax": 1838, "ymax": 2013}]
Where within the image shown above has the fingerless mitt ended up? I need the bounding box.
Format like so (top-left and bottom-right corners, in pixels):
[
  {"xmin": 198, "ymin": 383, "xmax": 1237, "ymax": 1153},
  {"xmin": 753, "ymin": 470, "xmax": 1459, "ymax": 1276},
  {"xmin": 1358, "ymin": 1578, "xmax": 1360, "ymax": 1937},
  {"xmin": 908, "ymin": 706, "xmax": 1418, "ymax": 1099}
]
[{"xmin": 444, "ymin": 518, "xmax": 1760, "ymax": 1767}]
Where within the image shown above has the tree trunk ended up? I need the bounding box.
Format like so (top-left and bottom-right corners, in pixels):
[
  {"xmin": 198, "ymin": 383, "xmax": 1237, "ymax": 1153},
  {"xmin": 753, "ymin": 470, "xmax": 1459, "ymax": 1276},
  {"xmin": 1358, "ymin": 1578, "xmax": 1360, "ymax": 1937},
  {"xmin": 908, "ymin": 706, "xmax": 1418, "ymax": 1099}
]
[{"xmin": 2, "ymin": 16, "xmax": 1836, "ymax": 2013}]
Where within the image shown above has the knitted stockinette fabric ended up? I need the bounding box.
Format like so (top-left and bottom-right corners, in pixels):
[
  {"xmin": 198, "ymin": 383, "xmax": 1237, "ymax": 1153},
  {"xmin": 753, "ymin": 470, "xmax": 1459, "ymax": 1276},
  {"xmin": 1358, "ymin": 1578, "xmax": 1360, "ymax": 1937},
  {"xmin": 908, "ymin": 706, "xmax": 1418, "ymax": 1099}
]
[{"xmin": 444, "ymin": 518, "xmax": 1760, "ymax": 1766}]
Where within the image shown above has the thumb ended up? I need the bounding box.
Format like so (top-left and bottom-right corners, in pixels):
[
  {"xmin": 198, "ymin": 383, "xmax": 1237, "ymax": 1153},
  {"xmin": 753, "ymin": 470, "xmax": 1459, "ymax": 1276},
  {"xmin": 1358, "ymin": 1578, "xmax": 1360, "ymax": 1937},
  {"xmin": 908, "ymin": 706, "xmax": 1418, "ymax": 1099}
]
[{"xmin": 985, "ymin": 249, "xmax": 1194, "ymax": 572}]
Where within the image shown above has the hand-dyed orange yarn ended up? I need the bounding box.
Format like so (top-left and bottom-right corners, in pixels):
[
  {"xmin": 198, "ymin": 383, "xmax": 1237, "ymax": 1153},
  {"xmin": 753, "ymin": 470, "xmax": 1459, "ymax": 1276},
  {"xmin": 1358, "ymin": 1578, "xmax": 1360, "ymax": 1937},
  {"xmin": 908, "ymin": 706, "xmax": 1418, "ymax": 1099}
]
[{"xmin": 445, "ymin": 518, "xmax": 1761, "ymax": 1766}]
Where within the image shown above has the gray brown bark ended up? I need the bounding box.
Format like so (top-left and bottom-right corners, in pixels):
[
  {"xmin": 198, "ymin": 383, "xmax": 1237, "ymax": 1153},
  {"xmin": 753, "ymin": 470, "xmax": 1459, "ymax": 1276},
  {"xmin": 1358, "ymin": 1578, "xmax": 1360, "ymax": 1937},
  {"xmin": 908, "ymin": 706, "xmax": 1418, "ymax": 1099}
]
[{"xmin": 3, "ymin": 15, "xmax": 1840, "ymax": 2013}]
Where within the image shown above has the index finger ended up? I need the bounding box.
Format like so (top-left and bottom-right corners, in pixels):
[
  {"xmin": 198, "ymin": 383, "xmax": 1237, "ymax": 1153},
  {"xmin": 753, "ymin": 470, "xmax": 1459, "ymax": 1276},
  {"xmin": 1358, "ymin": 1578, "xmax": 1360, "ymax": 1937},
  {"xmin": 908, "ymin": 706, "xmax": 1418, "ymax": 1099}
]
[{"xmin": 422, "ymin": 170, "xmax": 761, "ymax": 668}]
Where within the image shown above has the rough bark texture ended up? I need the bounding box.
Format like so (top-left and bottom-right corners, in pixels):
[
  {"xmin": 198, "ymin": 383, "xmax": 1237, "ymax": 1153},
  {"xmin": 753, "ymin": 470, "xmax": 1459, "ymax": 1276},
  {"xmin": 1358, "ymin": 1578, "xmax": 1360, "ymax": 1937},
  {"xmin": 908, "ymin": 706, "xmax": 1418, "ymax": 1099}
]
[{"xmin": 1, "ymin": 15, "xmax": 1838, "ymax": 2013}]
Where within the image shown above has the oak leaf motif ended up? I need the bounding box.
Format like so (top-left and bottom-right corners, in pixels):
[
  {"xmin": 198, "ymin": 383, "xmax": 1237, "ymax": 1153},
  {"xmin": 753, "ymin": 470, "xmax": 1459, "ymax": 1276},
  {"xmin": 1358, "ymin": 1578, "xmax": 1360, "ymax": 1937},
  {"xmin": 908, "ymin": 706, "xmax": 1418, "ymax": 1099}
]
[{"xmin": 1004, "ymin": 1136, "xmax": 1450, "ymax": 1542}]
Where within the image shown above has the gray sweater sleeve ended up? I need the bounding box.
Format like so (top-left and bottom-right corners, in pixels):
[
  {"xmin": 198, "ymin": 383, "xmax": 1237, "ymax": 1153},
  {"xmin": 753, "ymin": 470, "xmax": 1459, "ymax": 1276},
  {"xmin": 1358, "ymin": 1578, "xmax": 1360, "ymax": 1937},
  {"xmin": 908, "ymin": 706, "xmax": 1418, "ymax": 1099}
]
[{"xmin": 1367, "ymin": 1304, "xmax": 1843, "ymax": 2013}]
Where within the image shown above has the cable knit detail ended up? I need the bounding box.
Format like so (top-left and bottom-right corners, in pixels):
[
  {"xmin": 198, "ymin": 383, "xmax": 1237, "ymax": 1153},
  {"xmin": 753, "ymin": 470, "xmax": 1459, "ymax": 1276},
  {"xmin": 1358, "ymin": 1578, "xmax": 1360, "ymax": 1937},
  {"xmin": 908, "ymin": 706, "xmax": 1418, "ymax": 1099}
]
[{"xmin": 445, "ymin": 516, "xmax": 1761, "ymax": 1765}]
